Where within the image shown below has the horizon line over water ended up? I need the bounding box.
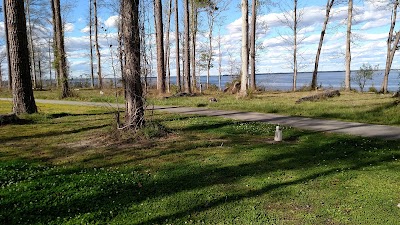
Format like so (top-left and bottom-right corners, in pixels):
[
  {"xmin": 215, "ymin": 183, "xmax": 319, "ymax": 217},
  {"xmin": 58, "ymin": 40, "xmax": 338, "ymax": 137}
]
[
  {"xmin": 162, "ymin": 70, "xmax": 400, "ymax": 91},
  {"xmin": 64, "ymin": 70, "xmax": 399, "ymax": 92}
]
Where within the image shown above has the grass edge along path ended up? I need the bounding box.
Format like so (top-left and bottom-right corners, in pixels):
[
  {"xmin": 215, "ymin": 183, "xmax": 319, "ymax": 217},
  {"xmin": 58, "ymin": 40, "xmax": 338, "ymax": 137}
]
[{"xmin": 1, "ymin": 98, "xmax": 400, "ymax": 140}]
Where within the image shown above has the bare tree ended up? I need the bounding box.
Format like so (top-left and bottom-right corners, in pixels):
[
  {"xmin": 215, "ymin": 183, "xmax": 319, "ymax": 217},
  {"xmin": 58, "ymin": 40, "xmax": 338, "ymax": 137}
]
[
  {"xmin": 5, "ymin": 0, "xmax": 37, "ymax": 114},
  {"xmin": 311, "ymin": 0, "xmax": 335, "ymax": 90},
  {"xmin": 239, "ymin": 0, "xmax": 248, "ymax": 97},
  {"xmin": 190, "ymin": 1, "xmax": 198, "ymax": 90},
  {"xmin": 183, "ymin": 0, "xmax": 191, "ymax": 93},
  {"xmin": 174, "ymin": 0, "xmax": 181, "ymax": 91},
  {"xmin": 217, "ymin": 26, "xmax": 222, "ymax": 90},
  {"xmin": 122, "ymin": 0, "xmax": 145, "ymax": 130},
  {"xmin": 94, "ymin": 0, "xmax": 103, "ymax": 89},
  {"xmin": 381, "ymin": 0, "xmax": 400, "ymax": 93},
  {"xmin": 249, "ymin": 0, "xmax": 257, "ymax": 90},
  {"xmin": 154, "ymin": 0, "xmax": 166, "ymax": 94},
  {"xmin": 164, "ymin": 0, "xmax": 172, "ymax": 93},
  {"xmin": 3, "ymin": 0, "xmax": 12, "ymax": 90},
  {"xmin": 25, "ymin": 0, "xmax": 37, "ymax": 89},
  {"xmin": 51, "ymin": 0, "xmax": 71, "ymax": 98},
  {"xmin": 278, "ymin": 0, "xmax": 304, "ymax": 92},
  {"xmin": 344, "ymin": 0, "xmax": 353, "ymax": 91},
  {"xmin": 89, "ymin": 0, "xmax": 95, "ymax": 88},
  {"xmin": 205, "ymin": 0, "xmax": 229, "ymax": 89}
]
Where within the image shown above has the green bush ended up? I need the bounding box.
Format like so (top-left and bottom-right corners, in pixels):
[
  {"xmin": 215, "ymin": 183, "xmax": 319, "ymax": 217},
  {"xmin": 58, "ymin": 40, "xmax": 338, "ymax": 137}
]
[{"xmin": 353, "ymin": 63, "xmax": 377, "ymax": 92}]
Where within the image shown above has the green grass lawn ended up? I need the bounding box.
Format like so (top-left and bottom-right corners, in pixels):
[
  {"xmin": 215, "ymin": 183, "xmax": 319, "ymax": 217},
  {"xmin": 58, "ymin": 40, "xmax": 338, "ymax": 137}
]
[
  {"xmin": 1, "ymin": 88, "xmax": 399, "ymax": 125},
  {"xmin": 0, "ymin": 101, "xmax": 399, "ymax": 224}
]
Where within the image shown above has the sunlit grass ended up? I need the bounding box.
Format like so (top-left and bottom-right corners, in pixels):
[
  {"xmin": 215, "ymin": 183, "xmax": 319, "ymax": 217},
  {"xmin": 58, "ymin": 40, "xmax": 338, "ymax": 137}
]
[
  {"xmin": 2, "ymin": 88, "xmax": 398, "ymax": 125},
  {"xmin": 0, "ymin": 102, "xmax": 399, "ymax": 224}
]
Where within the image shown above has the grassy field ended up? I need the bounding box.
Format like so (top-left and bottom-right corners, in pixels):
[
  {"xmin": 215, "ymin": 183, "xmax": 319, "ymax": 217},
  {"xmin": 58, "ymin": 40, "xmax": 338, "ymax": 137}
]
[
  {"xmin": 1, "ymin": 88, "xmax": 399, "ymax": 125},
  {"xmin": 0, "ymin": 100, "xmax": 399, "ymax": 224}
]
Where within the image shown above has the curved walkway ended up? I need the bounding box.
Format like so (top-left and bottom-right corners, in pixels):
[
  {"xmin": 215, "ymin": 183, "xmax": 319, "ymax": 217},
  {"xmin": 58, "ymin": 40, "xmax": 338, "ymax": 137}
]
[{"xmin": 1, "ymin": 98, "xmax": 400, "ymax": 140}]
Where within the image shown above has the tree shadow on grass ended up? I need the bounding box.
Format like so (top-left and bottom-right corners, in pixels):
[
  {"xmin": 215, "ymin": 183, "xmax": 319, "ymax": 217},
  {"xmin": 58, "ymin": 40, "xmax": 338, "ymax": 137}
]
[
  {"xmin": 0, "ymin": 124, "xmax": 109, "ymax": 143},
  {"xmin": 1, "ymin": 117, "xmax": 400, "ymax": 224},
  {"xmin": 48, "ymin": 111, "xmax": 120, "ymax": 119}
]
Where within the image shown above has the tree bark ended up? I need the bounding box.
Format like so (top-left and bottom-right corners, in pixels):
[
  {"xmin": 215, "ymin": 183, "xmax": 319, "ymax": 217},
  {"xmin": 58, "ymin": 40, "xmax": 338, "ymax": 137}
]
[
  {"xmin": 154, "ymin": 0, "xmax": 166, "ymax": 94},
  {"xmin": 48, "ymin": 38, "xmax": 53, "ymax": 88},
  {"xmin": 94, "ymin": 0, "xmax": 102, "ymax": 89},
  {"xmin": 249, "ymin": 0, "xmax": 257, "ymax": 90},
  {"xmin": 122, "ymin": 0, "xmax": 145, "ymax": 130},
  {"xmin": 206, "ymin": 18, "xmax": 213, "ymax": 90},
  {"xmin": 381, "ymin": 0, "xmax": 400, "ymax": 94},
  {"xmin": 218, "ymin": 28, "xmax": 222, "ymax": 91},
  {"xmin": 50, "ymin": 0, "xmax": 59, "ymax": 88},
  {"xmin": 175, "ymin": 0, "xmax": 181, "ymax": 91},
  {"xmin": 190, "ymin": 3, "xmax": 197, "ymax": 90},
  {"xmin": 183, "ymin": 0, "xmax": 191, "ymax": 93},
  {"xmin": 3, "ymin": 0, "xmax": 12, "ymax": 90},
  {"xmin": 345, "ymin": 0, "xmax": 353, "ymax": 91},
  {"xmin": 165, "ymin": 0, "xmax": 172, "ymax": 93},
  {"xmin": 311, "ymin": 0, "xmax": 335, "ymax": 90},
  {"xmin": 118, "ymin": 0, "xmax": 124, "ymax": 88},
  {"xmin": 89, "ymin": 0, "xmax": 95, "ymax": 88},
  {"xmin": 239, "ymin": 0, "xmax": 249, "ymax": 97},
  {"xmin": 293, "ymin": 0, "xmax": 298, "ymax": 92},
  {"xmin": 5, "ymin": 0, "xmax": 37, "ymax": 114},
  {"xmin": 25, "ymin": 0, "xmax": 37, "ymax": 90},
  {"xmin": 52, "ymin": 0, "xmax": 70, "ymax": 98}
]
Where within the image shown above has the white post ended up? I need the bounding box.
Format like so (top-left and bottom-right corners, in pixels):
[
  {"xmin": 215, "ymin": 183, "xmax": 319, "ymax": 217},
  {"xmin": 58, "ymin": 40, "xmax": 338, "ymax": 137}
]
[{"xmin": 274, "ymin": 125, "xmax": 282, "ymax": 142}]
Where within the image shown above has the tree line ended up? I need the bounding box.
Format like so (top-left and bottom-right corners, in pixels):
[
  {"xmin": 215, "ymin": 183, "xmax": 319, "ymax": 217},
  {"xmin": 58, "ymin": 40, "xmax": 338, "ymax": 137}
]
[{"xmin": 2, "ymin": 0, "xmax": 400, "ymax": 130}]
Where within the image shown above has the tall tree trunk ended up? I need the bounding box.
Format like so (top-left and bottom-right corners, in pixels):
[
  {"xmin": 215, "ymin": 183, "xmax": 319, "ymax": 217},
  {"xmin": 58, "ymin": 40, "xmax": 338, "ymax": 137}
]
[
  {"xmin": 183, "ymin": 0, "xmax": 191, "ymax": 93},
  {"xmin": 381, "ymin": 0, "xmax": 400, "ymax": 94},
  {"xmin": 118, "ymin": 0, "xmax": 124, "ymax": 87},
  {"xmin": 345, "ymin": 0, "xmax": 353, "ymax": 91},
  {"xmin": 293, "ymin": 0, "xmax": 298, "ymax": 92},
  {"xmin": 154, "ymin": 0, "xmax": 166, "ymax": 94},
  {"xmin": 37, "ymin": 53, "xmax": 43, "ymax": 90},
  {"xmin": 94, "ymin": 0, "xmax": 102, "ymax": 89},
  {"xmin": 122, "ymin": 0, "xmax": 145, "ymax": 130},
  {"xmin": 52, "ymin": 0, "xmax": 70, "ymax": 98},
  {"xmin": 89, "ymin": 0, "xmax": 95, "ymax": 88},
  {"xmin": 249, "ymin": 0, "xmax": 257, "ymax": 90},
  {"xmin": 165, "ymin": 0, "xmax": 172, "ymax": 93},
  {"xmin": 3, "ymin": 0, "xmax": 12, "ymax": 90},
  {"xmin": 218, "ymin": 28, "xmax": 222, "ymax": 91},
  {"xmin": 206, "ymin": 18, "xmax": 213, "ymax": 90},
  {"xmin": 50, "ymin": 0, "xmax": 59, "ymax": 88},
  {"xmin": 311, "ymin": 0, "xmax": 335, "ymax": 90},
  {"xmin": 190, "ymin": 3, "xmax": 197, "ymax": 90},
  {"xmin": 240, "ymin": 0, "xmax": 248, "ymax": 97},
  {"xmin": 206, "ymin": 5, "xmax": 216, "ymax": 90},
  {"xmin": 48, "ymin": 38, "xmax": 53, "ymax": 88},
  {"xmin": 0, "ymin": 65, "xmax": 2, "ymax": 89},
  {"xmin": 5, "ymin": 0, "xmax": 37, "ymax": 114},
  {"xmin": 25, "ymin": 0, "xmax": 37, "ymax": 90},
  {"xmin": 175, "ymin": 0, "xmax": 181, "ymax": 91}
]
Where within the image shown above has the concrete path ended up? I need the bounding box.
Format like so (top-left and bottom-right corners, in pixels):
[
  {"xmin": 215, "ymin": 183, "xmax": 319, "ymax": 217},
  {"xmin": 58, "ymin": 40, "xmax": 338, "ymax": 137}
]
[{"xmin": 1, "ymin": 98, "xmax": 400, "ymax": 140}]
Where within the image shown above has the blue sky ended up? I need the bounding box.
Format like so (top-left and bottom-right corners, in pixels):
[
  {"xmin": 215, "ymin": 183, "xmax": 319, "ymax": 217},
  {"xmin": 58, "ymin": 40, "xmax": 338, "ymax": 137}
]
[{"xmin": 1, "ymin": 0, "xmax": 399, "ymax": 80}]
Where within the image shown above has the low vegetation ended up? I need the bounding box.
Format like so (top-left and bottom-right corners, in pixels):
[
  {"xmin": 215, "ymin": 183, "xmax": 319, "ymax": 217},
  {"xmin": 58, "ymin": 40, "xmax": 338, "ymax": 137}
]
[
  {"xmin": 0, "ymin": 101, "xmax": 399, "ymax": 224},
  {"xmin": 1, "ymin": 88, "xmax": 399, "ymax": 125}
]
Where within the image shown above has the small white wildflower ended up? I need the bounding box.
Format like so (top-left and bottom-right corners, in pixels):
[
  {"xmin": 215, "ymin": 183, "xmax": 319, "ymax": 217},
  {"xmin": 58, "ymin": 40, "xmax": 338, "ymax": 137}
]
[{"xmin": 397, "ymin": 203, "xmax": 400, "ymax": 208}]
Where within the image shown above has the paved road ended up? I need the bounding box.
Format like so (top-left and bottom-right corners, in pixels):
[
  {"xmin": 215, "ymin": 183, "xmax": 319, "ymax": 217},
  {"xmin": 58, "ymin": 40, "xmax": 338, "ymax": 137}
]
[{"xmin": 1, "ymin": 98, "xmax": 400, "ymax": 140}]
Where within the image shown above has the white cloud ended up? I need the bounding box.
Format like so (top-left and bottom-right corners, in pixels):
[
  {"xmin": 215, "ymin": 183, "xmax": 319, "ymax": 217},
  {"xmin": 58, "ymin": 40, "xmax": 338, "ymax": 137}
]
[
  {"xmin": 81, "ymin": 26, "xmax": 90, "ymax": 33},
  {"xmin": 104, "ymin": 15, "xmax": 120, "ymax": 28},
  {"xmin": 361, "ymin": 18, "xmax": 389, "ymax": 30},
  {"xmin": 64, "ymin": 23, "xmax": 75, "ymax": 32}
]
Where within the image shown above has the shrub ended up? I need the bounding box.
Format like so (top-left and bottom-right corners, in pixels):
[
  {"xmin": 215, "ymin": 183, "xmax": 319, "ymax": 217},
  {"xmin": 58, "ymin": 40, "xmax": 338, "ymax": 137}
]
[{"xmin": 353, "ymin": 63, "xmax": 378, "ymax": 92}]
